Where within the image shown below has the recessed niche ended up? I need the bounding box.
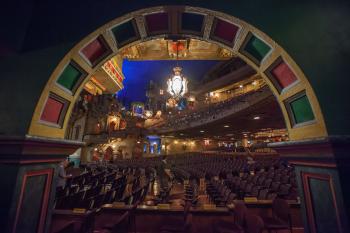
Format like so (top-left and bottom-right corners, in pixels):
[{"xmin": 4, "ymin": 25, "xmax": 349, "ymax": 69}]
[
  {"xmin": 111, "ymin": 19, "xmax": 140, "ymax": 48},
  {"xmin": 210, "ymin": 17, "xmax": 240, "ymax": 47},
  {"xmin": 80, "ymin": 35, "xmax": 112, "ymax": 67},
  {"xmin": 240, "ymin": 32, "xmax": 271, "ymax": 65},
  {"xmin": 180, "ymin": 12, "xmax": 204, "ymax": 35},
  {"xmin": 284, "ymin": 91, "xmax": 315, "ymax": 127},
  {"xmin": 56, "ymin": 60, "xmax": 87, "ymax": 94},
  {"xmin": 265, "ymin": 57, "xmax": 298, "ymax": 93},
  {"xmin": 144, "ymin": 12, "xmax": 169, "ymax": 35},
  {"xmin": 40, "ymin": 92, "xmax": 70, "ymax": 127}
]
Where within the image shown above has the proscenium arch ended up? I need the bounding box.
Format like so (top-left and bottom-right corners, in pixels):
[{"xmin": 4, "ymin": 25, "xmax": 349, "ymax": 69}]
[{"xmin": 28, "ymin": 6, "xmax": 327, "ymax": 141}]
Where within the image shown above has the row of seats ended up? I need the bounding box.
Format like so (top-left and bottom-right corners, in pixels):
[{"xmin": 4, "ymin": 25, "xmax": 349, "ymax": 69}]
[
  {"xmin": 167, "ymin": 153, "xmax": 298, "ymax": 202},
  {"xmin": 55, "ymin": 164, "xmax": 155, "ymax": 210},
  {"xmin": 223, "ymin": 168, "xmax": 297, "ymax": 200},
  {"xmin": 167, "ymin": 153, "xmax": 282, "ymax": 179},
  {"xmin": 213, "ymin": 199, "xmax": 292, "ymax": 233},
  {"xmin": 183, "ymin": 180, "xmax": 199, "ymax": 205}
]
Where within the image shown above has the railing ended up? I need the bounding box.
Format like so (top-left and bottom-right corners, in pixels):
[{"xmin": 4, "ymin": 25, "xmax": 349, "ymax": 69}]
[{"xmin": 156, "ymin": 85, "xmax": 272, "ymax": 133}]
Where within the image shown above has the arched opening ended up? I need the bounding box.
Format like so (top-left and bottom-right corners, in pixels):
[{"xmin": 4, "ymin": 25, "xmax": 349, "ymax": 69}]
[{"xmin": 28, "ymin": 6, "xmax": 327, "ymax": 141}]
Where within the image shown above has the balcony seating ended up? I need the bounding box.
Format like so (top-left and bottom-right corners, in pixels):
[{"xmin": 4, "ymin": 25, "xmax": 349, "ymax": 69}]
[{"xmin": 157, "ymin": 86, "xmax": 270, "ymax": 132}]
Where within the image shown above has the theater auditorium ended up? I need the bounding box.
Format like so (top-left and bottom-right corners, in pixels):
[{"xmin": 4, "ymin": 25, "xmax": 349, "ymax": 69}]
[{"xmin": 0, "ymin": 1, "xmax": 349, "ymax": 233}]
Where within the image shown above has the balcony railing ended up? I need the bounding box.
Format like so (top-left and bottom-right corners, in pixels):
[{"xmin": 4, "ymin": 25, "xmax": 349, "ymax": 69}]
[{"xmin": 156, "ymin": 85, "xmax": 272, "ymax": 133}]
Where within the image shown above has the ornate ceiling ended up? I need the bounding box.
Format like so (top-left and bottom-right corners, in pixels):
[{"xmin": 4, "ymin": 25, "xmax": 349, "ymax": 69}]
[
  {"xmin": 119, "ymin": 38, "xmax": 234, "ymax": 60},
  {"xmin": 86, "ymin": 38, "xmax": 233, "ymax": 95}
]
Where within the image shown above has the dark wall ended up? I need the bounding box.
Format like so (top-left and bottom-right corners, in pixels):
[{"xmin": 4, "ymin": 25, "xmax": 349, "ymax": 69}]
[
  {"xmin": 1, "ymin": 0, "xmax": 350, "ymax": 136},
  {"xmin": 0, "ymin": 163, "xmax": 58, "ymax": 233},
  {"xmin": 294, "ymin": 165, "xmax": 349, "ymax": 232}
]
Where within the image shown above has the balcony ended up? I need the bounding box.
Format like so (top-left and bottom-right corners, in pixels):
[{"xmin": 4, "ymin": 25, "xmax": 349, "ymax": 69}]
[{"xmin": 156, "ymin": 85, "xmax": 272, "ymax": 133}]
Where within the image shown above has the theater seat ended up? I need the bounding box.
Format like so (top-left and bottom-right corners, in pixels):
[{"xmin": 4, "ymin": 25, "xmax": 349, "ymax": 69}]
[
  {"xmin": 213, "ymin": 202, "xmax": 247, "ymax": 233},
  {"xmin": 96, "ymin": 211, "xmax": 130, "ymax": 233},
  {"xmin": 244, "ymin": 214, "xmax": 265, "ymax": 233},
  {"xmin": 160, "ymin": 203, "xmax": 192, "ymax": 233},
  {"xmin": 261, "ymin": 198, "xmax": 292, "ymax": 233}
]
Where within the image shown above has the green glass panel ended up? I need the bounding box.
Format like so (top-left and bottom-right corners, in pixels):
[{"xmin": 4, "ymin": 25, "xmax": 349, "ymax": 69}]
[
  {"xmin": 111, "ymin": 20, "xmax": 137, "ymax": 46},
  {"xmin": 244, "ymin": 35, "xmax": 271, "ymax": 63},
  {"xmin": 57, "ymin": 63, "xmax": 81, "ymax": 91},
  {"xmin": 291, "ymin": 95, "xmax": 315, "ymax": 124}
]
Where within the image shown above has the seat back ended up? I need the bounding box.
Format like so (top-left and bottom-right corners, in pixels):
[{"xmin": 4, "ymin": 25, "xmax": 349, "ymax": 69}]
[
  {"xmin": 234, "ymin": 201, "xmax": 248, "ymax": 226},
  {"xmin": 244, "ymin": 213, "xmax": 264, "ymax": 233},
  {"xmin": 183, "ymin": 213, "xmax": 193, "ymax": 233},
  {"xmin": 111, "ymin": 211, "xmax": 130, "ymax": 233},
  {"xmin": 257, "ymin": 189, "xmax": 268, "ymax": 200},
  {"xmin": 272, "ymin": 198, "xmax": 290, "ymax": 223}
]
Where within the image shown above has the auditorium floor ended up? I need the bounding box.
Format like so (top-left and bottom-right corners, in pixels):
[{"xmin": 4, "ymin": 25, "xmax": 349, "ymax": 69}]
[
  {"xmin": 139, "ymin": 178, "xmax": 304, "ymax": 233},
  {"xmin": 63, "ymin": 168, "xmax": 304, "ymax": 233}
]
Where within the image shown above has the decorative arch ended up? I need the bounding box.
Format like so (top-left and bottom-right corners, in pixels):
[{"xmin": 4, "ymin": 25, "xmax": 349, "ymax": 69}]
[{"xmin": 28, "ymin": 6, "xmax": 327, "ymax": 141}]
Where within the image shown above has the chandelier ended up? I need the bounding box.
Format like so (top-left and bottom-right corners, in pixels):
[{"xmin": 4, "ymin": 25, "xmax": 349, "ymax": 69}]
[{"xmin": 167, "ymin": 66, "xmax": 188, "ymax": 98}]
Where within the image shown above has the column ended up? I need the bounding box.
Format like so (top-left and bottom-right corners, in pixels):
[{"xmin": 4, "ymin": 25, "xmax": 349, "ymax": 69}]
[
  {"xmin": 269, "ymin": 137, "xmax": 350, "ymax": 233},
  {"xmin": 80, "ymin": 146, "xmax": 91, "ymax": 164},
  {"xmin": 0, "ymin": 135, "xmax": 83, "ymax": 233}
]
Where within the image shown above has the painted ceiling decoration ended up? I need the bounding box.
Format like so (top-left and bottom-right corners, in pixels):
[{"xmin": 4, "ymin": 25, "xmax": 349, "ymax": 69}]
[
  {"xmin": 84, "ymin": 79, "xmax": 104, "ymax": 95},
  {"xmin": 284, "ymin": 91, "xmax": 315, "ymax": 127},
  {"xmin": 80, "ymin": 35, "xmax": 112, "ymax": 67},
  {"xmin": 180, "ymin": 12, "xmax": 205, "ymax": 35},
  {"xmin": 92, "ymin": 67, "xmax": 123, "ymax": 94},
  {"xmin": 210, "ymin": 17, "xmax": 240, "ymax": 47},
  {"xmin": 111, "ymin": 19, "xmax": 140, "ymax": 48},
  {"xmin": 239, "ymin": 32, "xmax": 272, "ymax": 65},
  {"xmin": 82, "ymin": 56, "xmax": 124, "ymax": 94},
  {"xmin": 264, "ymin": 57, "xmax": 298, "ymax": 93},
  {"xmin": 90, "ymin": 77, "xmax": 107, "ymax": 92},
  {"xmin": 144, "ymin": 12, "xmax": 170, "ymax": 35},
  {"xmin": 102, "ymin": 59, "xmax": 124, "ymax": 84},
  {"xmin": 40, "ymin": 92, "xmax": 70, "ymax": 127},
  {"xmin": 119, "ymin": 38, "xmax": 233, "ymax": 60},
  {"xmin": 56, "ymin": 60, "xmax": 88, "ymax": 94}
]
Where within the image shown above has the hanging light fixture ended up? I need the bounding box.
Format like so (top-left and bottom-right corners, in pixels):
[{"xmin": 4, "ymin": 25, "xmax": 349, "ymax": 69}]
[
  {"xmin": 167, "ymin": 66, "xmax": 188, "ymax": 98},
  {"xmin": 167, "ymin": 41, "xmax": 188, "ymax": 99}
]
